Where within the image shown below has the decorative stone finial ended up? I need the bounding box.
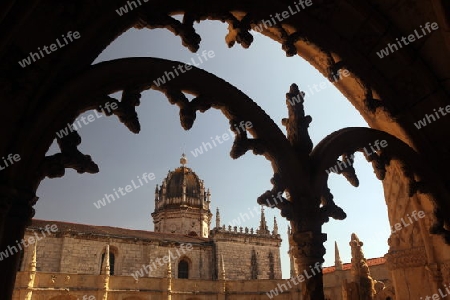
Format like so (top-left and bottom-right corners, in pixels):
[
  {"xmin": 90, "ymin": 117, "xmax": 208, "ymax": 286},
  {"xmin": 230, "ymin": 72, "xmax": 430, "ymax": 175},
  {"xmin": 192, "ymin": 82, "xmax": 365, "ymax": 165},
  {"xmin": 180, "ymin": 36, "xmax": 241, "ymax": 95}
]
[
  {"xmin": 272, "ymin": 216, "xmax": 278, "ymax": 235},
  {"xmin": 347, "ymin": 233, "xmax": 376, "ymax": 299},
  {"xmin": 104, "ymin": 245, "xmax": 110, "ymax": 276},
  {"xmin": 259, "ymin": 206, "xmax": 269, "ymax": 234},
  {"xmin": 180, "ymin": 153, "xmax": 188, "ymax": 166},
  {"xmin": 216, "ymin": 207, "xmax": 221, "ymax": 228},
  {"xmin": 335, "ymin": 241, "xmax": 343, "ymax": 270}
]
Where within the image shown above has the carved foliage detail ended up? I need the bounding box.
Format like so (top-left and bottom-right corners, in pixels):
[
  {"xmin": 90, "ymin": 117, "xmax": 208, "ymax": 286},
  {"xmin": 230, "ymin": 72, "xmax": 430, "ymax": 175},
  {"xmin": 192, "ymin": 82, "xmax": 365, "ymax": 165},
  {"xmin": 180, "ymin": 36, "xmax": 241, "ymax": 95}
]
[
  {"xmin": 385, "ymin": 247, "xmax": 427, "ymax": 270},
  {"xmin": 39, "ymin": 130, "xmax": 99, "ymax": 180}
]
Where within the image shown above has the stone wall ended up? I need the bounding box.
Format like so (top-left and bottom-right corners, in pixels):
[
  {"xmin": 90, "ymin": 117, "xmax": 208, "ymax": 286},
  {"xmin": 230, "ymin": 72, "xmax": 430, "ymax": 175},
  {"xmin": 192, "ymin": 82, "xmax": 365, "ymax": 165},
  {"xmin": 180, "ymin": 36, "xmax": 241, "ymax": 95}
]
[
  {"xmin": 211, "ymin": 229, "xmax": 282, "ymax": 280},
  {"xmin": 20, "ymin": 231, "xmax": 215, "ymax": 280},
  {"xmin": 383, "ymin": 162, "xmax": 450, "ymax": 298}
]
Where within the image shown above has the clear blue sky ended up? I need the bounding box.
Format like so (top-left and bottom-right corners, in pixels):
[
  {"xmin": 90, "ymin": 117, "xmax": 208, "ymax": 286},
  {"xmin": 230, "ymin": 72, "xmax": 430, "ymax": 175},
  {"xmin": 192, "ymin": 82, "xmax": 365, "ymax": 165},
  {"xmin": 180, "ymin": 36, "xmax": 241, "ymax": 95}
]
[{"xmin": 35, "ymin": 20, "xmax": 391, "ymax": 278}]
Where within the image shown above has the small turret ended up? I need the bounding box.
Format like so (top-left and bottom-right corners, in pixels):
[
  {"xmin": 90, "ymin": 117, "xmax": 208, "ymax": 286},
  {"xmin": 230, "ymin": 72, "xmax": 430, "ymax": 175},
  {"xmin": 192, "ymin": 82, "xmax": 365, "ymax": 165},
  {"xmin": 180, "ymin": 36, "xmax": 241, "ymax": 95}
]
[
  {"xmin": 258, "ymin": 206, "xmax": 270, "ymax": 235},
  {"xmin": 155, "ymin": 184, "xmax": 159, "ymax": 201},
  {"xmin": 216, "ymin": 207, "xmax": 221, "ymax": 228},
  {"xmin": 272, "ymin": 216, "xmax": 278, "ymax": 235}
]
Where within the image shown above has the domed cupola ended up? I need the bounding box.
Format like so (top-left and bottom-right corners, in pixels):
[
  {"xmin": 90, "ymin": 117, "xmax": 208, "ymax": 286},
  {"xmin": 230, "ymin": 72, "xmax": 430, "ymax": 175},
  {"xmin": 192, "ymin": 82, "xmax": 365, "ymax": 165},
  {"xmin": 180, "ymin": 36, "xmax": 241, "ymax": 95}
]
[
  {"xmin": 151, "ymin": 154, "xmax": 212, "ymax": 237},
  {"xmin": 165, "ymin": 165, "xmax": 200, "ymax": 199}
]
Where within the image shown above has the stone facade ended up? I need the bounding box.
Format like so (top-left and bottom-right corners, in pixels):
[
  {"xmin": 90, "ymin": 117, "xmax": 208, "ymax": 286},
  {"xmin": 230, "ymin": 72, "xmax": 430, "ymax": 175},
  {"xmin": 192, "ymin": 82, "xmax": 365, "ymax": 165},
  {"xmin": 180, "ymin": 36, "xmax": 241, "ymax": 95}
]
[
  {"xmin": 13, "ymin": 223, "xmax": 394, "ymax": 300},
  {"xmin": 19, "ymin": 224, "xmax": 215, "ymax": 279},
  {"xmin": 210, "ymin": 228, "xmax": 282, "ymax": 280}
]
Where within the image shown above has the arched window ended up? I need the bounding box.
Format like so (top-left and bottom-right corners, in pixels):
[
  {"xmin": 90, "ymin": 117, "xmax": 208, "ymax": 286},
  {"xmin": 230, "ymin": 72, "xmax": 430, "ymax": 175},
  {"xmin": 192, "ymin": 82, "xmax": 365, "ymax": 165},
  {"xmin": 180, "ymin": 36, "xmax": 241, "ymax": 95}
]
[
  {"xmin": 100, "ymin": 252, "xmax": 115, "ymax": 275},
  {"xmin": 178, "ymin": 259, "xmax": 189, "ymax": 279}
]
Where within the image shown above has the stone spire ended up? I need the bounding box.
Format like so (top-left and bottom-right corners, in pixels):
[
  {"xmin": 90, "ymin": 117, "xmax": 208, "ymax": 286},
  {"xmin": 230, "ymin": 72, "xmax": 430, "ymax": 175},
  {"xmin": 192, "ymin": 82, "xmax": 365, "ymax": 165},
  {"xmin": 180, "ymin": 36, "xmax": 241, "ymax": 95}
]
[
  {"xmin": 335, "ymin": 241, "xmax": 343, "ymax": 270},
  {"xmin": 166, "ymin": 250, "xmax": 173, "ymax": 298},
  {"xmin": 220, "ymin": 254, "xmax": 226, "ymax": 280},
  {"xmin": 259, "ymin": 206, "xmax": 269, "ymax": 234},
  {"xmin": 287, "ymin": 225, "xmax": 298, "ymax": 277},
  {"xmin": 26, "ymin": 242, "xmax": 37, "ymax": 300},
  {"xmin": 272, "ymin": 216, "xmax": 278, "ymax": 235},
  {"xmin": 346, "ymin": 233, "xmax": 377, "ymax": 299},
  {"xmin": 350, "ymin": 233, "xmax": 366, "ymax": 280},
  {"xmin": 206, "ymin": 188, "xmax": 211, "ymax": 202},
  {"xmin": 29, "ymin": 242, "xmax": 37, "ymax": 272},
  {"xmin": 216, "ymin": 207, "xmax": 221, "ymax": 228},
  {"xmin": 167, "ymin": 250, "xmax": 172, "ymax": 278},
  {"xmin": 103, "ymin": 245, "xmax": 110, "ymax": 276}
]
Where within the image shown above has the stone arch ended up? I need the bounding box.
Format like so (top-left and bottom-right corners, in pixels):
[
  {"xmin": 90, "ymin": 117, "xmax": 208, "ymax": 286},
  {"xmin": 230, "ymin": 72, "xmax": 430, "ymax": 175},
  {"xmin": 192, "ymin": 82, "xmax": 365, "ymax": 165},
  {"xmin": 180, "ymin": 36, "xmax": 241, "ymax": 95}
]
[
  {"xmin": 8, "ymin": 1, "xmax": 447, "ymax": 180},
  {"xmin": 177, "ymin": 255, "xmax": 192, "ymax": 279}
]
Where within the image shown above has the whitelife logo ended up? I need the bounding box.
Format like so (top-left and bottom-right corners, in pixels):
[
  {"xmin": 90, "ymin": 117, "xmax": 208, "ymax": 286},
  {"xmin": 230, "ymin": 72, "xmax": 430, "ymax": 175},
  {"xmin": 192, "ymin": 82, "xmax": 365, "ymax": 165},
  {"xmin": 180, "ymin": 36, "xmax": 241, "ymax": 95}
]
[
  {"xmin": 18, "ymin": 31, "xmax": 81, "ymax": 68},
  {"xmin": 152, "ymin": 50, "xmax": 215, "ymax": 87},
  {"xmin": 252, "ymin": 0, "xmax": 313, "ymax": 33},
  {"xmin": 190, "ymin": 121, "xmax": 252, "ymax": 158},
  {"xmin": 413, "ymin": 104, "xmax": 450, "ymax": 129},
  {"xmin": 0, "ymin": 153, "xmax": 21, "ymax": 171},
  {"xmin": 228, "ymin": 192, "xmax": 284, "ymax": 227},
  {"xmin": 376, "ymin": 22, "xmax": 439, "ymax": 58},
  {"xmin": 286, "ymin": 69, "xmax": 351, "ymax": 106},
  {"xmin": 266, "ymin": 262, "xmax": 322, "ymax": 299},
  {"xmin": 325, "ymin": 139, "xmax": 388, "ymax": 174},
  {"xmin": 131, "ymin": 243, "xmax": 193, "ymax": 280},
  {"xmin": 391, "ymin": 210, "xmax": 425, "ymax": 233},
  {"xmin": 93, "ymin": 172, "xmax": 156, "ymax": 209},
  {"xmin": 420, "ymin": 283, "xmax": 450, "ymax": 300},
  {"xmin": 56, "ymin": 102, "xmax": 118, "ymax": 139},
  {"xmin": 0, "ymin": 224, "xmax": 58, "ymax": 261},
  {"xmin": 115, "ymin": 0, "xmax": 149, "ymax": 16}
]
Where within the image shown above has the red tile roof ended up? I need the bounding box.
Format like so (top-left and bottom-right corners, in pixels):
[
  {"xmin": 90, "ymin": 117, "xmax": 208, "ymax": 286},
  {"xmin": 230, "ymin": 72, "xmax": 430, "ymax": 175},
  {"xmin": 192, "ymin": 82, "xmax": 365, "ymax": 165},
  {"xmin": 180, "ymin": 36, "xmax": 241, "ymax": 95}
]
[
  {"xmin": 29, "ymin": 219, "xmax": 211, "ymax": 244},
  {"xmin": 322, "ymin": 257, "xmax": 386, "ymax": 274}
]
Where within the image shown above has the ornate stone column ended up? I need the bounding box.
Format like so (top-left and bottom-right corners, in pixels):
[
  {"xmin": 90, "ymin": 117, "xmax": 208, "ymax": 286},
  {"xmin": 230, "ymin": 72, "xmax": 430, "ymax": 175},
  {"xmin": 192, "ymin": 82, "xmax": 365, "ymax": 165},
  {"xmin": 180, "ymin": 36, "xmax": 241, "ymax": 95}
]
[
  {"xmin": 217, "ymin": 254, "xmax": 226, "ymax": 300},
  {"xmin": 0, "ymin": 185, "xmax": 36, "ymax": 300},
  {"xmin": 100, "ymin": 244, "xmax": 110, "ymax": 300},
  {"xmin": 291, "ymin": 227, "xmax": 327, "ymax": 300},
  {"xmin": 163, "ymin": 251, "xmax": 172, "ymax": 300},
  {"xmin": 25, "ymin": 242, "xmax": 37, "ymax": 300}
]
